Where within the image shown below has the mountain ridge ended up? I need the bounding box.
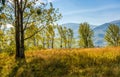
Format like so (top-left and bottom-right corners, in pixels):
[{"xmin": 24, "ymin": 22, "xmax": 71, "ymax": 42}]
[
  {"xmin": 62, "ymin": 20, "xmax": 120, "ymax": 46},
  {"xmin": 93, "ymin": 20, "xmax": 120, "ymax": 46}
]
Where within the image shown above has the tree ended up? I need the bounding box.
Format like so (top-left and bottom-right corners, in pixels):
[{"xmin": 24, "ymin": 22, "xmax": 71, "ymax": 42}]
[
  {"xmin": 0, "ymin": 26, "xmax": 4, "ymax": 51},
  {"xmin": 14, "ymin": 0, "xmax": 46, "ymax": 59},
  {"xmin": 24, "ymin": 2, "xmax": 61, "ymax": 49},
  {"xmin": 0, "ymin": 25, "xmax": 8, "ymax": 51},
  {"xmin": 45, "ymin": 3, "xmax": 61, "ymax": 48},
  {"xmin": 57, "ymin": 25, "xmax": 73, "ymax": 48},
  {"xmin": 67, "ymin": 28, "xmax": 73, "ymax": 48},
  {"xmin": 78, "ymin": 22, "xmax": 94, "ymax": 48},
  {"xmin": 25, "ymin": 22, "xmax": 41, "ymax": 47},
  {"xmin": 104, "ymin": 24, "xmax": 120, "ymax": 46},
  {"xmin": 57, "ymin": 25, "xmax": 64, "ymax": 48},
  {"xmin": 0, "ymin": 0, "xmax": 48, "ymax": 59},
  {"xmin": 46, "ymin": 28, "xmax": 51, "ymax": 48},
  {"xmin": 62, "ymin": 27, "xmax": 68, "ymax": 48},
  {"xmin": 46, "ymin": 24, "xmax": 55, "ymax": 48},
  {"xmin": 41, "ymin": 29, "xmax": 46, "ymax": 48},
  {"xmin": 0, "ymin": 0, "xmax": 61, "ymax": 59}
]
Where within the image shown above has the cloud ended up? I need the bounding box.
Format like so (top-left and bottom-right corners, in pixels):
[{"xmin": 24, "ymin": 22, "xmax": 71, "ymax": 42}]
[{"xmin": 63, "ymin": 4, "xmax": 120, "ymax": 15}]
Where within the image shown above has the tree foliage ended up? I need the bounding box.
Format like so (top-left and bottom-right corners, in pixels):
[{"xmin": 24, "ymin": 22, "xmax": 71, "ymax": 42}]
[
  {"xmin": 46, "ymin": 24, "xmax": 55, "ymax": 48},
  {"xmin": 0, "ymin": 0, "xmax": 62, "ymax": 59},
  {"xmin": 105, "ymin": 24, "xmax": 120, "ymax": 46},
  {"xmin": 57, "ymin": 25, "xmax": 74, "ymax": 48},
  {"xmin": 78, "ymin": 22, "xmax": 94, "ymax": 48},
  {"xmin": 57, "ymin": 25, "xmax": 64, "ymax": 48},
  {"xmin": 67, "ymin": 28, "xmax": 73, "ymax": 48}
]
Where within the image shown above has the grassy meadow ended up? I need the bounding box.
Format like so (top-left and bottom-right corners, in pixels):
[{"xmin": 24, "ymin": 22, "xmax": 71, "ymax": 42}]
[{"xmin": 0, "ymin": 47, "xmax": 120, "ymax": 77}]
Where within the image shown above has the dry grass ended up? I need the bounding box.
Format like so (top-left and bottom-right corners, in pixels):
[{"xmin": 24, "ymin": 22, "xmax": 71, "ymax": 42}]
[{"xmin": 0, "ymin": 47, "xmax": 120, "ymax": 77}]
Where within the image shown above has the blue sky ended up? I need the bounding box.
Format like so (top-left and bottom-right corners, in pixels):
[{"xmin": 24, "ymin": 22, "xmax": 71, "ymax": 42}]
[{"xmin": 50, "ymin": 0, "xmax": 120, "ymax": 25}]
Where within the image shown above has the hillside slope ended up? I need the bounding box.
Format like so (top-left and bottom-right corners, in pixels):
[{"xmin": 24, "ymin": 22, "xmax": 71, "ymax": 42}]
[{"xmin": 93, "ymin": 20, "xmax": 120, "ymax": 46}]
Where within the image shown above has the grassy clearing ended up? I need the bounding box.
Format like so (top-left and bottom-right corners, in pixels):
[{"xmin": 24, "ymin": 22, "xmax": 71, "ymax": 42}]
[{"xmin": 0, "ymin": 47, "xmax": 120, "ymax": 77}]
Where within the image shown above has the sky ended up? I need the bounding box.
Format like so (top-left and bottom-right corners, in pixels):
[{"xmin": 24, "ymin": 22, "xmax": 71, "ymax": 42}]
[{"xmin": 49, "ymin": 0, "xmax": 120, "ymax": 25}]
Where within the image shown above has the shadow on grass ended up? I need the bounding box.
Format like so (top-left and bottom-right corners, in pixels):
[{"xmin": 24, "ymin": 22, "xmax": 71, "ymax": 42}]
[
  {"xmin": 7, "ymin": 55, "xmax": 120, "ymax": 77},
  {"xmin": 8, "ymin": 59, "xmax": 26, "ymax": 77},
  {"xmin": 14, "ymin": 57, "xmax": 70, "ymax": 77},
  {"xmin": 0, "ymin": 66, "xmax": 2, "ymax": 75}
]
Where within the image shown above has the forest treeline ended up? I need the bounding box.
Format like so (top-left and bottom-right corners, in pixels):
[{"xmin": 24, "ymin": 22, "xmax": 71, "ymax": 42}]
[
  {"xmin": 1, "ymin": 21, "xmax": 120, "ymax": 51},
  {"xmin": 0, "ymin": 0, "xmax": 120, "ymax": 59}
]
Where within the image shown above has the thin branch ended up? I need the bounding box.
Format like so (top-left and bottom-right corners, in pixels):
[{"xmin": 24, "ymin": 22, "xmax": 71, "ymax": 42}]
[
  {"xmin": 23, "ymin": 13, "xmax": 32, "ymax": 31},
  {"xmin": 23, "ymin": 0, "xmax": 27, "ymax": 12},
  {"xmin": 24, "ymin": 26, "xmax": 45, "ymax": 40}
]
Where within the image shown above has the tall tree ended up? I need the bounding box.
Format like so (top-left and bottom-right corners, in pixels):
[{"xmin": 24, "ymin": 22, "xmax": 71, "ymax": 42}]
[
  {"xmin": 0, "ymin": 0, "xmax": 62, "ymax": 59},
  {"xmin": 44, "ymin": 2, "xmax": 61, "ymax": 48},
  {"xmin": 46, "ymin": 28, "xmax": 51, "ymax": 48},
  {"xmin": 78, "ymin": 22, "xmax": 94, "ymax": 48},
  {"xmin": 0, "ymin": 26, "xmax": 4, "ymax": 51},
  {"xmin": 67, "ymin": 28, "xmax": 73, "ymax": 48},
  {"xmin": 41, "ymin": 29, "xmax": 46, "ymax": 48},
  {"xmin": 62, "ymin": 27, "xmax": 68, "ymax": 48},
  {"xmin": 0, "ymin": 0, "xmax": 48, "ymax": 59},
  {"xmin": 57, "ymin": 25, "xmax": 73, "ymax": 48},
  {"xmin": 46, "ymin": 24, "xmax": 55, "ymax": 48},
  {"xmin": 25, "ymin": 22, "xmax": 40, "ymax": 47},
  {"xmin": 57, "ymin": 25, "xmax": 64, "ymax": 48},
  {"xmin": 105, "ymin": 24, "xmax": 120, "ymax": 46}
]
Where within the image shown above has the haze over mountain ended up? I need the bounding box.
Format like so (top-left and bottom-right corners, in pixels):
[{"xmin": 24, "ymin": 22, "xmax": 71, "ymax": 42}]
[
  {"xmin": 62, "ymin": 20, "xmax": 120, "ymax": 46},
  {"xmin": 93, "ymin": 20, "xmax": 120, "ymax": 46}
]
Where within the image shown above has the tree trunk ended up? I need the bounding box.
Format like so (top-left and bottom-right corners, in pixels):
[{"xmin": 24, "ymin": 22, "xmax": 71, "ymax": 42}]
[
  {"xmin": 42, "ymin": 31, "xmax": 45, "ymax": 48},
  {"xmin": 65, "ymin": 42, "xmax": 66, "ymax": 48},
  {"xmin": 20, "ymin": 0, "xmax": 25, "ymax": 58},
  {"xmin": 33, "ymin": 37, "xmax": 37, "ymax": 46},
  {"xmin": 51, "ymin": 36, "xmax": 54, "ymax": 48},
  {"xmin": 60, "ymin": 38, "xmax": 62, "ymax": 48},
  {"xmin": 15, "ymin": 0, "xmax": 25, "ymax": 59},
  {"xmin": 47, "ymin": 39, "xmax": 50, "ymax": 48},
  {"xmin": 15, "ymin": 0, "xmax": 20, "ymax": 58}
]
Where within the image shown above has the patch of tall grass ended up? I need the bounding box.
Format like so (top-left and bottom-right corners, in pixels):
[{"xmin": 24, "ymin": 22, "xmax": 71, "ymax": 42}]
[{"xmin": 0, "ymin": 47, "xmax": 120, "ymax": 77}]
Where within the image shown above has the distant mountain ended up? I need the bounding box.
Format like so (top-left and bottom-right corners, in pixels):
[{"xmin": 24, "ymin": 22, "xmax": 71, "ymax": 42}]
[
  {"xmin": 93, "ymin": 20, "xmax": 120, "ymax": 46},
  {"xmin": 61, "ymin": 20, "xmax": 120, "ymax": 47},
  {"xmin": 62, "ymin": 23, "xmax": 97, "ymax": 38}
]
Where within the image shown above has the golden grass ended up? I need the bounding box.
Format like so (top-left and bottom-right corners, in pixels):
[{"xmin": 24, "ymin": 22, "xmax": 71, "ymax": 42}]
[{"xmin": 0, "ymin": 47, "xmax": 120, "ymax": 77}]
